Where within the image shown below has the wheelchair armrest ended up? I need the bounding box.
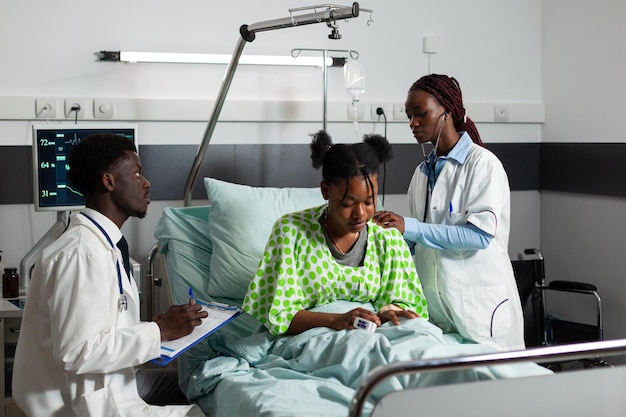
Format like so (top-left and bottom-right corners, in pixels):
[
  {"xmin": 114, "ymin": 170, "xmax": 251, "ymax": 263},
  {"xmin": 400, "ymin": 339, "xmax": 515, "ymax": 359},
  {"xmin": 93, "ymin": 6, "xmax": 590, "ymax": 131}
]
[{"xmin": 548, "ymin": 280, "xmax": 598, "ymax": 292}]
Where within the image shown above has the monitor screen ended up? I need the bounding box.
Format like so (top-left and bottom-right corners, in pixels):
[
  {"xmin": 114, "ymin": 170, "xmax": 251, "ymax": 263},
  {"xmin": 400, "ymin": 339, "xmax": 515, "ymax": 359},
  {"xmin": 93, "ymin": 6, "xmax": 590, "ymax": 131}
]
[{"xmin": 32, "ymin": 124, "xmax": 138, "ymax": 211}]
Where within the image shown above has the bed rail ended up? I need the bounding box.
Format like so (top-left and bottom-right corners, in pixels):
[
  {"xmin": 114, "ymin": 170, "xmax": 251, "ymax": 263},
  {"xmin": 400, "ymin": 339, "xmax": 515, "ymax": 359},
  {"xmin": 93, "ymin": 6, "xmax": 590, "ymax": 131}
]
[
  {"xmin": 349, "ymin": 338, "xmax": 626, "ymax": 417},
  {"xmin": 183, "ymin": 3, "xmax": 372, "ymax": 206}
]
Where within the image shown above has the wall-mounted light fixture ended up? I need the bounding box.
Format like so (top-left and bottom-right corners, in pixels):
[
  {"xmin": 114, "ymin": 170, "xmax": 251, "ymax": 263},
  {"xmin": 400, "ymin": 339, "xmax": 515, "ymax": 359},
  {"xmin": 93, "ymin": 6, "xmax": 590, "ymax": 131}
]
[{"xmin": 97, "ymin": 51, "xmax": 344, "ymax": 67}]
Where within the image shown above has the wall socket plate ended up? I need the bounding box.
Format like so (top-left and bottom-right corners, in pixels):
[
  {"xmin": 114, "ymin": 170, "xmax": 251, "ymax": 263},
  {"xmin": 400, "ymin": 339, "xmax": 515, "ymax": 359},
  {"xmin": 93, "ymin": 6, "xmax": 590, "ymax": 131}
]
[
  {"xmin": 393, "ymin": 103, "xmax": 407, "ymax": 121},
  {"xmin": 94, "ymin": 99, "xmax": 114, "ymax": 118},
  {"xmin": 35, "ymin": 98, "xmax": 58, "ymax": 119},
  {"xmin": 371, "ymin": 104, "xmax": 388, "ymax": 120},
  {"xmin": 347, "ymin": 102, "xmax": 365, "ymax": 121},
  {"xmin": 494, "ymin": 105, "xmax": 510, "ymax": 122},
  {"xmin": 64, "ymin": 98, "xmax": 85, "ymax": 119}
]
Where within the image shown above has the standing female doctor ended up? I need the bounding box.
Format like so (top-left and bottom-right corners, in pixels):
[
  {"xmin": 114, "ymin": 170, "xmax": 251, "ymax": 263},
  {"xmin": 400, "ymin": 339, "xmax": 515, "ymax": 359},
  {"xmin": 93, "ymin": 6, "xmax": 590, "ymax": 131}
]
[{"xmin": 374, "ymin": 74, "xmax": 525, "ymax": 351}]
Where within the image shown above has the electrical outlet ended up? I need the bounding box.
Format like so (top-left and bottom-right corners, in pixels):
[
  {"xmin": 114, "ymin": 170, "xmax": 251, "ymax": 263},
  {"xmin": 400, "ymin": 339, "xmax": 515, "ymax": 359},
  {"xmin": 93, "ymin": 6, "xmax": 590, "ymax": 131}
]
[
  {"xmin": 393, "ymin": 103, "xmax": 407, "ymax": 121},
  {"xmin": 494, "ymin": 105, "xmax": 509, "ymax": 122},
  {"xmin": 64, "ymin": 98, "xmax": 85, "ymax": 119},
  {"xmin": 35, "ymin": 98, "xmax": 58, "ymax": 119},
  {"xmin": 371, "ymin": 104, "xmax": 388, "ymax": 120}
]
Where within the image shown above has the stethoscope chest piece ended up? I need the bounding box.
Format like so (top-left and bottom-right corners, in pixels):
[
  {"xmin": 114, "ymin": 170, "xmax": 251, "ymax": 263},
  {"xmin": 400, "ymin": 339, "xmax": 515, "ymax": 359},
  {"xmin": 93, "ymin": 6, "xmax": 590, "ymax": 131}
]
[{"xmin": 118, "ymin": 294, "xmax": 128, "ymax": 312}]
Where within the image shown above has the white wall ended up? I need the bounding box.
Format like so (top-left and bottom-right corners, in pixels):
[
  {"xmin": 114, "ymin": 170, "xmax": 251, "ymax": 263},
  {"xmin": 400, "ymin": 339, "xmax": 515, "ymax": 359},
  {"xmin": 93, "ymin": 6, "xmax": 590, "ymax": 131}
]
[
  {"xmin": 0, "ymin": 0, "xmax": 542, "ymax": 102},
  {"xmin": 0, "ymin": 1, "xmax": 543, "ymax": 304},
  {"xmin": 542, "ymin": 0, "xmax": 626, "ymax": 352},
  {"xmin": 543, "ymin": 1, "xmax": 626, "ymax": 144}
]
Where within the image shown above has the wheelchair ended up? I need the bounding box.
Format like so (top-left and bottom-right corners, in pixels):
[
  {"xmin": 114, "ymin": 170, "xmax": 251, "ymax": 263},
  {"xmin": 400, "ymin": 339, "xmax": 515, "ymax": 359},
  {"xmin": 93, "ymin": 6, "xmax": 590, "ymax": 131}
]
[{"xmin": 512, "ymin": 248, "xmax": 610, "ymax": 370}]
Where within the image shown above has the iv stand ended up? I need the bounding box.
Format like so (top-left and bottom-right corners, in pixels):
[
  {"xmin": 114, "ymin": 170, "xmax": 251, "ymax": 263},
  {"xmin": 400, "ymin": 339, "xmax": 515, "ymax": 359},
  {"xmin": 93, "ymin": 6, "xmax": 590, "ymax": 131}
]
[
  {"xmin": 182, "ymin": 3, "xmax": 373, "ymax": 207},
  {"xmin": 290, "ymin": 48, "xmax": 359, "ymax": 132}
]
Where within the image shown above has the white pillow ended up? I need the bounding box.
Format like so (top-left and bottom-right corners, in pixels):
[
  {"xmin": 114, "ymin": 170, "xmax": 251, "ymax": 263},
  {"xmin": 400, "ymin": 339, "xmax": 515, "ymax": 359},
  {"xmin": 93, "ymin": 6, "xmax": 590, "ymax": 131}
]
[{"xmin": 204, "ymin": 178, "xmax": 326, "ymax": 301}]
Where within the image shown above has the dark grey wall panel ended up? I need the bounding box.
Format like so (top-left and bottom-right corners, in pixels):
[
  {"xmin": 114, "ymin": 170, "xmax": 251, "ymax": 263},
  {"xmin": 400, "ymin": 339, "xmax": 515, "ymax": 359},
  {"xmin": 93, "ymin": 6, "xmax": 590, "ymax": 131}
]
[
  {"xmin": 486, "ymin": 143, "xmax": 540, "ymax": 191},
  {"xmin": 139, "ymin": 144, "xmax": 237, "ymax": 200},
  {"xmin": 0, "ymin": 142, "xmax": 548, "ymax": 205},
  {"xmin": 0, "ymin": 146, "xmax": 33, "ymax": 204},
  {"xmin": 233, "ymin": 144, "xmax": 320, "ymax": 188},
  {"xmin": 382, "ymin": 143, "xmax": 424, "ymax": 194},
  {"xmin": 540, "ymin": 143, "xmax": 626, "ymax": 197}
]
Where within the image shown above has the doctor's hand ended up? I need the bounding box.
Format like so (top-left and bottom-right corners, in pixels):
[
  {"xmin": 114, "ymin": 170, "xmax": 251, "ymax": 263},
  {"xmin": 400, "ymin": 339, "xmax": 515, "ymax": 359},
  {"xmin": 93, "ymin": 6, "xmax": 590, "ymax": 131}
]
[
  {"xmin": 372, "ymin": 210, "xmax": 405, "ymax": 233},
  {"xmin": 155, "ymin": 303, "xmax": 208, "ymax": 341}
]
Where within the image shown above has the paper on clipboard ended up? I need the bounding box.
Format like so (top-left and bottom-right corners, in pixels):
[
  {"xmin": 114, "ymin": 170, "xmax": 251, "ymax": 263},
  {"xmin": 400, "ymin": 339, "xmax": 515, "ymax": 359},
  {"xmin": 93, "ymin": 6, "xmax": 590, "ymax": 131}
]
[{"xmin": 151, "ymin": 300, "xmax": 242, "ymax": 366}]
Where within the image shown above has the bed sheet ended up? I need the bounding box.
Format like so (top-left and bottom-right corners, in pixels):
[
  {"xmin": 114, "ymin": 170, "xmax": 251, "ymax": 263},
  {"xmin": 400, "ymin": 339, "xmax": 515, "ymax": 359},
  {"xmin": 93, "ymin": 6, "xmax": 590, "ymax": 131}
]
[{"xmin": 182, "ymin": 301, "xmax": 551, "ymax": 417}]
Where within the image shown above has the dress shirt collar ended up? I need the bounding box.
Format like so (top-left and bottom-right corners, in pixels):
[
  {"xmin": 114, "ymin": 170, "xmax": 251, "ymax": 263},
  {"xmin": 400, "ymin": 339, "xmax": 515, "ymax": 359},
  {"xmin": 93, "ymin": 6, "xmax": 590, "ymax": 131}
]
[
  {"xmin": 80, "ymin": 208, "xmax": 123, "ymax": 245},
  {"xmin": 446, "ymin": 131, "xmax": 472, "ymax": 165}
]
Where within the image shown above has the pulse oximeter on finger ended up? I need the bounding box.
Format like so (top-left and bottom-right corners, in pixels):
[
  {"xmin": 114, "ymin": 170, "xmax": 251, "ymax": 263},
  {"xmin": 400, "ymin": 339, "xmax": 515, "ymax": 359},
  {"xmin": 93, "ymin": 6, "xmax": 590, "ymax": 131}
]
[{"xmin": 353, "ymin": 317, "xmax": 376, "ymax": 332}]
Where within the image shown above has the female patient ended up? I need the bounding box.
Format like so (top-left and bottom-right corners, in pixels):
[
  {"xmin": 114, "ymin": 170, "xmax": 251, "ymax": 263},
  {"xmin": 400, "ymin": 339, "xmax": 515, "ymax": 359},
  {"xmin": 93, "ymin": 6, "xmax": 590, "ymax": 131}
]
[{"xmin": 242, "ymin": 131, "xmax": 428, "ymax": 335}]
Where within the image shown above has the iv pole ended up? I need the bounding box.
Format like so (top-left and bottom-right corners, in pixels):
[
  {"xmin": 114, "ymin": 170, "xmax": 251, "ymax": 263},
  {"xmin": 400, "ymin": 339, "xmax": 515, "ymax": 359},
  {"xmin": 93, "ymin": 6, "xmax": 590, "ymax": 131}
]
[
  {"xmin": 183, "ymin": 3, "xmax": 373, "ymax": 207},
  {"xmin": 290, "ymin": 48, "xmax": 359, "ymax": 132}
]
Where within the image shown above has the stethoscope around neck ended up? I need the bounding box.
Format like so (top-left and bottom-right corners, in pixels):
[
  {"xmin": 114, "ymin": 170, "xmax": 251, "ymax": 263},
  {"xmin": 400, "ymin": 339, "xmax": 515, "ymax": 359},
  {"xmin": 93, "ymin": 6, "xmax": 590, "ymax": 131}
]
[
  {"xmin": 420, "ymin": 111, "xmax": 448, "ymax": 222},
  {"xmin": 80, "ymin": 212, "xmax": 128, "ymax": 313}
]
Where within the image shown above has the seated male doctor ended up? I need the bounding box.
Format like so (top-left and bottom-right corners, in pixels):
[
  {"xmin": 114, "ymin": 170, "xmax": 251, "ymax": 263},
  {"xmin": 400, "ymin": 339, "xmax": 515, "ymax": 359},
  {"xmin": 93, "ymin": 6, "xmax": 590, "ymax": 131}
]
[{"xmin": 12, "ymin": 133, "xmax": 207, "ymax": 417}]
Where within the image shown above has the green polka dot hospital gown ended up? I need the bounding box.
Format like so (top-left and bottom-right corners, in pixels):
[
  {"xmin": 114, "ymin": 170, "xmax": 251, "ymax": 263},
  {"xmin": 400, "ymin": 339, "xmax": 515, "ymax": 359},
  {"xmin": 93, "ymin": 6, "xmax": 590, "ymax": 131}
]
[{"xmin": 243, "ymin": 205, "xmax": 429, "ymax": 335}]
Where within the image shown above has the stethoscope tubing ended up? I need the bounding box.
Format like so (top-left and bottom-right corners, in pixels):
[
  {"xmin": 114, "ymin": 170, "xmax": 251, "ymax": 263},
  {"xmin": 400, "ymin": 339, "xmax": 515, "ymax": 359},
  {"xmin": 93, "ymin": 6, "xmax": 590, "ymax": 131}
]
[
  {"xmin": 80, "ymin": 212, "xmax": 128, "ymax": 312},
  {"xmin": 421, "ymin": 112, "xmax": 447, "ymax": 222}
]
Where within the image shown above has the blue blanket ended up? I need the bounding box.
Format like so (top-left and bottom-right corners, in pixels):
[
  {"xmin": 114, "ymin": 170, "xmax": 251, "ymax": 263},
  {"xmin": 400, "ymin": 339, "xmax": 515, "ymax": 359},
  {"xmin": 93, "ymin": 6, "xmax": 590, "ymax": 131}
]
[{"xmin": 181, "ymin": 302, "xmax": 551, "ymax": 417}]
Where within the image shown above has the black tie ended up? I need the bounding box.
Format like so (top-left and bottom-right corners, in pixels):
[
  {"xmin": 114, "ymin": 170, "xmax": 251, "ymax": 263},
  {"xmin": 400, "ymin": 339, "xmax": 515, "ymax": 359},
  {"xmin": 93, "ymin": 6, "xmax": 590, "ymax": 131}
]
[{"xmin": 117, "ymin": 236, "xmax": 131, "ymax": 280}]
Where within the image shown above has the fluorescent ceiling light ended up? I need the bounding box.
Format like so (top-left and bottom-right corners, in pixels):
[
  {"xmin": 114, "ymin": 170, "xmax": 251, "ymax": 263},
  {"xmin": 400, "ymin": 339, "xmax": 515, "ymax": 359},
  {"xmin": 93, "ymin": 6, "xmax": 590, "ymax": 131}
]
[{"xmin": 110, "ymin": 51, "xmax": 334, "ymax": 67}]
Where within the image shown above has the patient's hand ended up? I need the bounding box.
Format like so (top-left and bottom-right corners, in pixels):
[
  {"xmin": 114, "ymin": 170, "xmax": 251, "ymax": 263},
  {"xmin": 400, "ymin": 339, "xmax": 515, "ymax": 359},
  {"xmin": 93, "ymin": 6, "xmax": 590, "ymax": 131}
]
[
  {"xmin": 155, "ymin": 303, "xmax": 208, "ymax": 341},
  {"xmin": 378, "ymin": 308, "xmax": 418, "ymax": 325},
  {"xmin": 372, "ymin": 210, "xmax": 405, "ymax": 233},
  {"xmin": 287, "ymin": 308, "xmax": 382, "ymax": 334}
]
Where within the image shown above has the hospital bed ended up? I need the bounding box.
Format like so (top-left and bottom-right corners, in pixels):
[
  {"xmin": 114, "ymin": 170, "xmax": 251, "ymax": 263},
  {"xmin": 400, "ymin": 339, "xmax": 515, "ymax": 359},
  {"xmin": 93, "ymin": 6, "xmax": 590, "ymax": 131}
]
[
  {"xmin": 151, "ymin": 4, "xmax": 626, "ymax": 415},
  {"xmin": 154, "ymin": 181, "xmax": 553, "ymax": 417},
  {"xmin": 154, "ymin": 183, "xmax": 626, "ymax": 417}
]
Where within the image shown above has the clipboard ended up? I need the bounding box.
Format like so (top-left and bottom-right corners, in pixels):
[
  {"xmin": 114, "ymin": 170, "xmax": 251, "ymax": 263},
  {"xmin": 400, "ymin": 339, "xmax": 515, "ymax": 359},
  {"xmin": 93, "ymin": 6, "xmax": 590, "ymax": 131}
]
[{"xmin": 151, "ymin": 300, "xmax": 242, "ymax": 366}]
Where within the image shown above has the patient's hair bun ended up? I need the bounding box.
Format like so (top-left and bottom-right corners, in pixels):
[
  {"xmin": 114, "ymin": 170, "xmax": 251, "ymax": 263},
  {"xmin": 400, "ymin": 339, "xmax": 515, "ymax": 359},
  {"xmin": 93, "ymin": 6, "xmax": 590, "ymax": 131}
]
[
  {"xmin": 363, "ymin": 134, "xmax": 393, "ymax": 164},
  {"xmin": 309, "ymin": 130, "xmax": 333, "ymax": 169}
]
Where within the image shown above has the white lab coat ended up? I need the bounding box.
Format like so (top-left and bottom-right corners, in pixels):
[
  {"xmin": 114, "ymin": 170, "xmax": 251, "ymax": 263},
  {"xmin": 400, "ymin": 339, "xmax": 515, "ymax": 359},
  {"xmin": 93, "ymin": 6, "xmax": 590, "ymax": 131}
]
[
  {"xmin": 407, "ymin": 140, "xmax": 525, "ymax": 351},
  {"xmin": 13, "ymin": 209, "xmax": 203, "ymax": 417}
]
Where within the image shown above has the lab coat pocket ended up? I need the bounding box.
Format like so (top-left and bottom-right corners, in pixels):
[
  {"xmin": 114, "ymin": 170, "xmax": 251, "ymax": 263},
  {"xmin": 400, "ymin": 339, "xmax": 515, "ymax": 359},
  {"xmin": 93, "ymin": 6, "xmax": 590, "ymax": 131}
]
[
  {"xmin": 79, "ymin": 386, "xmax": 121, "ymax": 417},
  {"xmin": 448, "ymin": 212, "xmax": 465, "ymax": 226},
  {"xmin": 461, "ymin": 285, "xmax": 512, "ymax": 345},
  {"xmin": 431, "ymin": 206, "xmax": 464, "ymax": 225}
]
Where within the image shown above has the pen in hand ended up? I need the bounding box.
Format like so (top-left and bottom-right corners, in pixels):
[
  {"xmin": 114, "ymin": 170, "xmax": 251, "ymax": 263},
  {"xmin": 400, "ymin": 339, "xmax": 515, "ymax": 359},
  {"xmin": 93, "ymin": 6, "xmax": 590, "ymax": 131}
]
[{"xmin": 188, "ymin": 287, "xmax": 195, "ymax": 305}]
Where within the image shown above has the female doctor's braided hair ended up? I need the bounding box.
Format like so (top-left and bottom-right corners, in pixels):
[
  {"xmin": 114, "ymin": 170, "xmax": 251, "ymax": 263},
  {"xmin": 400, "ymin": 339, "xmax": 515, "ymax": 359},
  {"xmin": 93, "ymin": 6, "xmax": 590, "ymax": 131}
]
[
  {"xmin": 310, "ymin": 130, "xmax": 392, "ymax": 201},
  {"xmin": 409, "ymin": 74, "xmax": 483, "ymax": 146}
]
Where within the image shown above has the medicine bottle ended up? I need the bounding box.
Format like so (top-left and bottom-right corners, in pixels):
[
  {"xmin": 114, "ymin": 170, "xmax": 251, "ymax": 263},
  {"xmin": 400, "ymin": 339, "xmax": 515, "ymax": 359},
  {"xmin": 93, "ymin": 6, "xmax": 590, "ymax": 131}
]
[{"xmin": 3, "ymin": 268, "xmax": 19, "ymax": 299}]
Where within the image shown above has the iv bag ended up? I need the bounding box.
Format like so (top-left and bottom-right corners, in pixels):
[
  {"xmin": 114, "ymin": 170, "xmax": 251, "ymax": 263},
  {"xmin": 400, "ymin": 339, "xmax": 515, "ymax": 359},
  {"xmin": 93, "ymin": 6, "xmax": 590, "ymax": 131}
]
[{"xmin": 344, "ymin": 59, "xmax": 365, "ymax": 101}]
